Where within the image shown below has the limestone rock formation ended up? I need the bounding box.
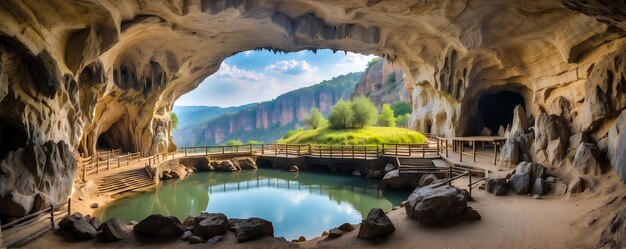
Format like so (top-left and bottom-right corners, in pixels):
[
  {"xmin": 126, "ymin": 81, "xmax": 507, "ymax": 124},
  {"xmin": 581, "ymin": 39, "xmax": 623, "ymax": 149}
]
[
  {"xmin": 357, "ymin": 208, "xmax": 395, "ymax": 239},
  {"xmin": 572, "ymin": 142, "xmax": 606, "ymax": 176},
  {"xmin": 404, "ymin": 185, "xmax": 470, "ymax": 226},
  {"xmin": 235, "ymin": 218, "xmax": 274, "ymax": 242},
  {"xmin": 99, "ymin": 218, "xmax": 128, "ymax": 241},
  {"xmin": 133, "ymin": 214, "xmax": 186, "ymax": 237},
  {"xmin": 608, "ymin": 109, "xmax": 626, "ymax": 182},
  {"xmin": 352, "ymin": 59, "xmax": 409, "ymax": 107},
  {"xmin": 193, "ymin": 213, "xmax": 228, "ymax": 238}
]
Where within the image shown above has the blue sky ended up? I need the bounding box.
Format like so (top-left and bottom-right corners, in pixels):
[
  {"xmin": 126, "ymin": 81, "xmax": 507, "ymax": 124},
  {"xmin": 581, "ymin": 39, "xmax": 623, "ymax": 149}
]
[{"xmin": 175, "ymin": 49, "xmax": 377, "ymax": 107}]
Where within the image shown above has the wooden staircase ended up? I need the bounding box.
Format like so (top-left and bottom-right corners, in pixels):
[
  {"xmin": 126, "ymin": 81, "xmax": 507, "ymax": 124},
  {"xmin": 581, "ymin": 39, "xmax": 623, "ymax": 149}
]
[
  {"xmin": 397, "ymin": 157, "xmax": 447, "ymax": 174},
  {"xmin": 95, "ymin": 168, "xmax": 155, "ymax": 194}
]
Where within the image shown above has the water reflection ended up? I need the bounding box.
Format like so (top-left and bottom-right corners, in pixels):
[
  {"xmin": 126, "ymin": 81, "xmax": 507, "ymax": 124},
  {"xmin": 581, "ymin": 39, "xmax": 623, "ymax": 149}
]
[{"xmin": 99, "ymin": 169, "xmax": 409, "ymax": 240}]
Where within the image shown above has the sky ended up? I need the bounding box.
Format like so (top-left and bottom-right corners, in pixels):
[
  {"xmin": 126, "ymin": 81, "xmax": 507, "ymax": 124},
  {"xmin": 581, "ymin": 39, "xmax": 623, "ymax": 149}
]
[{"xmin": 174, "ymin": 49, "xmax": 377, "ymax": 107}]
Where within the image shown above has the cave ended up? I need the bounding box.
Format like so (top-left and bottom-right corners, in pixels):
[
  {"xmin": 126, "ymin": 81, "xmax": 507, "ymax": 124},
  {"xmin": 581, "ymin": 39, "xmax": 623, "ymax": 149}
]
[
  {"xmin": 477, "ymin": 91, "xmax": 526, "ymax": 134},
  {"xmin": 0, "ymin": 120, "xmax": 27, "ymax": 160}
]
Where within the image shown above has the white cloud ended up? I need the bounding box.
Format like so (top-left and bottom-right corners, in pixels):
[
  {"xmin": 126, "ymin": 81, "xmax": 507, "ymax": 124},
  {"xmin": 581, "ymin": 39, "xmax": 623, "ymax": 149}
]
[
  {"xmin": 242, "ymin": 50, "xmax": 253, "ymax": 56},
  {"xmin": 265, "ymin": 60, "xmax": 317, "ymax": 75},
  {"xmin": 337, "ymin": 52, "xmax": 378, "ymax": 71},
  {"xmin": 215, "ymin": 62, "xmax": 276, "ymax": 83}
]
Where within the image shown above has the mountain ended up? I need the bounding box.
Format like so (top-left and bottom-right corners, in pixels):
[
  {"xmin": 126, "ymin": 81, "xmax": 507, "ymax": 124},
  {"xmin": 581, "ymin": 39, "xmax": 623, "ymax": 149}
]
[
  {"xmin": 352, "ymin": 59, "xmax": 409, "ymax": 107},
  {"xmin": 172, "ymin": 104, "xmax": 254, "ymax": 130},
  {"xmin": 174, "ymin": 72, "xmax": 362, "ymax": 146}
]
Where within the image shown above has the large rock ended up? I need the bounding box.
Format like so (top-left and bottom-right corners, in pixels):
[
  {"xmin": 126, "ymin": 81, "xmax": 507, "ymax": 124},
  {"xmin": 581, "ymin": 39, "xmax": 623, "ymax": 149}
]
[
  {"xmin": 404, "ymin": 185, "xmax": 469, "ymax": 226},
  {"xmin": 59, "ymin": 213, "xmax": 84, "ymax": 230},
  {"xmin": 508, "ymin": 172, "xmax": 530, "ymax": 195},
  {"xmin": 31, "ymin": 192, "xmax": 51, "ymax": 213},
  {"xmin": 133, "ymin": 214, "xmax": 186, "ymax": 237},
  {"xmin": 534, "ymin": 111, "xmax": 569, "ymax": 166},
  {"xmin": 532, "ymin": 178, "xmax": 549, "ymax": 195},
  {"xmin": 382, "ymin": 169, "xmax": 417, "ymax": 189},
  {"xmin": 220, "ymin": 160, "xmax": 238, "ymax": 172},
  {"xmin": 235, "ymin": 158, "xmax": 257, "ymax": 170},
  {"xmin": 418, "ymin": 174, "xmax": 438, "ymax": 187},
  {"xmin": 357, "ymin": 208, "xmax": 395, "ymax": 239},
  {"xmin": 597, "ymin": 206, "xmax": 626, "ymax": 248},
  {"xmin": 384, "ymin": 163, "xmax": 396, "ymax": 173},
  {"xmin": 485, "ymin": 178, "xmax": 507, "ymax": 196},
  {"xmin": 572, "ymin": 142, "xmax": 605, "ymax": 176},
  {"xmin": 235, "ymin": 218, "xmax": 274, "ymax": 242},
  {"xmin": 0, "ymin": 190, "xmax": 34, "ymax": 217},
  {"xmin": 193, "ymin": 213, "xmax": 228, "ymax": 238},
  {"xmin": 99, "ymin": 218, "xmax": 128, "ymax": 241},
  {"xmin": 515, "ymin": 161, "xmax": 547, "ymax": 183},
  {"xmin": 499, "ymin": 139, "xmax": 520, "ymax": 167},
  {"xmin": 71, "ymin": 219, "xmax": 98, "ymax": 240},
  {"xmin": 508, "ymin": 105, "xmax": 530, "ymax": 138},
  {"xmin": 289, "ymin": 165, "xmax": 299, "ymax": 172},
  {"xmin": 568, "ymin": 177, "xmax": 586, "ymax": 194}
]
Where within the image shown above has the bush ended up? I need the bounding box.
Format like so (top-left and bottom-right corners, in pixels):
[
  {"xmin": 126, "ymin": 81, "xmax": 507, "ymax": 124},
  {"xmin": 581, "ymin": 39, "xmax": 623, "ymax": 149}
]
[
  {"xmin": 351, "ymin": 97, "xmax": 377, "ymax": 128},
  {"xmin": 378, "ymin": 104, "xmax": 396, "ymax": 127},
  {"xmin": 304, "ymin": 108, "xmax": 326, "ymax": 130},
  {"xmin": 170, "ymin": 112, "xmax": 179, "ymax": 130},
  {"xmin": 396, "ymin": 113, "xmax": 411, "ymax": 128},
  {"xmin": 329, "ymin": 100, "xmax": 354, "ymax": 129},
  {"xmin": 391, "ymin": 102, "xmax": 412, "ymax": 116},
  {"xmin": 247, "ymin": 140, "xmax": 262, "ymax": 144},
  {"xmin": 283, "ymin": 128, "xmax": 304, "ymax": 139},
  {"xmin": 224, "ymin": 139, "xmax": 243, "ymax": 146},
  {"xmin": 387, "ymin": 72, "xmax": 396, "ymax": 84}
]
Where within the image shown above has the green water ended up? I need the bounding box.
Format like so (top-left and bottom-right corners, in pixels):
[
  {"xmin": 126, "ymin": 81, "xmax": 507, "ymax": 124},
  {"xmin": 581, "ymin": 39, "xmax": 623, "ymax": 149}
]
[{"xmin": 99, "ymin": 169, "xmax": 410, "ymax": 240}]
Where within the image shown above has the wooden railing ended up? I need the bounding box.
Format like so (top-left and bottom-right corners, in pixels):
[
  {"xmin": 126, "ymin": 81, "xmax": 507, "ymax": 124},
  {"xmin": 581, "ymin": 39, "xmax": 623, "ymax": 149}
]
[
  {"xmin": 309, "ymin": 145, "xmax": 380, "ymax": 159},
  {"xmin": 78, "ymin": 150, "xmax": 142, "ymax": 181},
  {"xmin": 0, "ymin": 199, "xmax": 71, "ymax": 248},
  {"xmin": 381, "ymin": 143, "xmax": 437, "ymax": 157}
]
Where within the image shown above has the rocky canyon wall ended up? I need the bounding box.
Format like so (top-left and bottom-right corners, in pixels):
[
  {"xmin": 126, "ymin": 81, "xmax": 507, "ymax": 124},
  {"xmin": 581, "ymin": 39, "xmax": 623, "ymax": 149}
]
[
  {"xmin": 352, "ymin": 59, "xmax": 409, "ymax": 107},
  {"xmin": 0, "ymin": 0, "xmax": 625, "ymax": 228}
]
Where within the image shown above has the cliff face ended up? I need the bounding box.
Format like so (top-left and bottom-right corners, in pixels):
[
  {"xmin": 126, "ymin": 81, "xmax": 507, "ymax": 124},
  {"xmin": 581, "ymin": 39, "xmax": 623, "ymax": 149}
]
[
  {"xmin": 175, "ymin": 73, "xmax": 360, "ymax": 146},
  {"xmin": 352, "ymin": 59, "xmax": 409, "ymax": 107}
]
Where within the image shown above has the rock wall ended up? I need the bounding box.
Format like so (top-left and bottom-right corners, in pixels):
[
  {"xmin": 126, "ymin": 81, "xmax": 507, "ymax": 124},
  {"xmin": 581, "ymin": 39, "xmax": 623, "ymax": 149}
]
[
  {"xmin": 352, "ymin": 59, "xmax": 409, "ymax": 107},
  {"xmin": 0, "ymin": 0, "xmax": 625, "ymax": 222}
]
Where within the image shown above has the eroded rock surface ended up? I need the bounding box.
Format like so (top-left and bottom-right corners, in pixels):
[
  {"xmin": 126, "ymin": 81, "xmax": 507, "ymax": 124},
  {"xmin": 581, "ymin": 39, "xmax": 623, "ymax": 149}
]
[{"xmin": 404, "ymin": 185, "xmax": 469, "ymax": 226}]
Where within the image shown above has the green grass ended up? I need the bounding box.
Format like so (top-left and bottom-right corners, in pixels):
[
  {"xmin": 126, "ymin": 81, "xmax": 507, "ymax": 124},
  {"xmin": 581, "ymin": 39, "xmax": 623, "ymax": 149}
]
[{"xmin": 277, "ymin": 126, "xmax": 427, "ymax": 145}]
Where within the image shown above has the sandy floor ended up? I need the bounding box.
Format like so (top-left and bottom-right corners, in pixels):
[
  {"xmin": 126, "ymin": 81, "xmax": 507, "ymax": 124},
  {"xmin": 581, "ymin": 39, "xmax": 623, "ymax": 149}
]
[{"xmin": 26, "ymin": 172, "xmax": 626, "ymax": 249}]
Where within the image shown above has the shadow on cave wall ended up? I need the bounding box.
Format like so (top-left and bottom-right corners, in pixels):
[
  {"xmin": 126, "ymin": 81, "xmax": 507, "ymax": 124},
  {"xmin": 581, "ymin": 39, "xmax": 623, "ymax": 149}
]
[{"xmin": 466, "ymin": 90, "xmax": 526, "ymax": 136}]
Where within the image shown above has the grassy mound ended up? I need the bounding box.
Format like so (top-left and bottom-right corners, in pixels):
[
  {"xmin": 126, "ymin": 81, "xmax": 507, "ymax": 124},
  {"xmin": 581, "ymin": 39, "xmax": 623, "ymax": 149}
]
[{"xmin": 278, "ymin": 126, "xmax": 427, "ymax": 145}]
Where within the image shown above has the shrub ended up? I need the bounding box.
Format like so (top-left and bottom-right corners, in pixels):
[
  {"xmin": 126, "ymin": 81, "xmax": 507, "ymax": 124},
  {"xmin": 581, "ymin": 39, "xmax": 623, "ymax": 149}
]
[
  {"xmin": 304, "ymin": 108, "xmax": 326, "ymax": 130},
  {"xmin": 247, "ymin": 140, "xmax": 262, "ymax": 144},
  {"xmin": 351, "ymin": 97, "xmax": 377, "ymax": 128},
  {"xmin": 378, "ymin": 104, "xmax": 396, "ymax": 127},
  {"xmin": 387, "ymin": 72, "xmax": 397, "ymax": 84},
  {"xmin": 329, "ymin": 100, "xmax": 354, "ymax": 129},
  {"xmin": 283, "ymin": 127, "xmax": 304, "ymax": 139},
  {"xmin": 391, "ymin": 102, "xmax": 412, "ymax": 116},
  {"xmin": 396, "ymin": 113, "xmax": 411, "ymax": 128},
  {"xmin": 170, "ymin": 112, "xmax": 179, "ymax": 130}
]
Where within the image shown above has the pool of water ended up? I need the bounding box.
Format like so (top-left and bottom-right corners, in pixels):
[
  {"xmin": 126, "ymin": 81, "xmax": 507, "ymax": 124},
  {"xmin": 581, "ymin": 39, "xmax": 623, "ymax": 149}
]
[{"xmin": 98, "ymin": 169, "xmax": 410, "ymax": 240}]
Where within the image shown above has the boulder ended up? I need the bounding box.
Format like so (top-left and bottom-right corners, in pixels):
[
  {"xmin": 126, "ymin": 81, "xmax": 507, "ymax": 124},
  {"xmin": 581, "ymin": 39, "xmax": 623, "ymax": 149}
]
[
  {"xmin": 534, "ymin": 111, "xmax": 569, "ymax": 165},
  {"xmin": 236, "ymin": 158, "xmax": 257, "ymax": 169},
  {"xmin": 418, "ymin": 174, "xmax": 438, "ymax": 187},
  {"xmin": 0, "ymin": 190, "xmax": 34, "ymax": 216},
  {"xmin": 382, "ymin": 169, "xmax": 417, "ymax": 189},
  {"xmin": 572, "ymin": 142, "xmax": 605, "ymax": 176},
  {"xmin": 499, "ymin": 139, "xmax": 520, "ymax": 167},
  {"xmin": 480, "ymin": 127, "xmax": 492, "ymax": 136},
  {"xmin": 98, "ymin": 218, "xmax": 128, "ymax": 241},
  {"xmin": 568, "ymin": 177, "xmax": 586, "ymax": 194},
  {"xmin": 133, "ymin": 214, "xmax": 185, "ymax": 237},
  {"xmin": 71, "ymin": 219, "xmax": 98, "ymax": 240},
  {"xmin": 532, "ymin": 178, "xmax": 549, "ymax": 195},
  {"xmin": 90, "ymin": 203, "xmax": 99, "ymax": 209},
  {"xmin": 404, "ymin": 185, "xmax": 469, "ymax": 226},
  {"xmin": 516, "ymin": 161, "xmax": 547, "ymax": 182},
  {"xmin": 554, "ymin": 182, "xmax": 568, "ymax": 196},
  {"xmin": 485, "ymin": 178, "xmax": 507, "ymax": 196},
  {"xmin": 181, "ymin": 231, "xmax": 193, "ymax": 241},
  {"xmin": 508, "ymin": 105, "xmax": 530, "ymax": 138},
  {"xmin": 289, "ymin": 165, "xmax": 299, "ymax": 172},
  {"xmin": 366, "ymin": 170, "xmax": 383, "ymax": 178},
  {"xmin": 235, "ymin": 218, "xmax": 274, "ymax": 242},
  {"xmin": 189, "ymin": 235, "xmax": 207, "ymax": 244},
  {"xmin": 32, "ymin": 192, "xmax": 51, "ymax": 212},
  {"xmin": 228, "ymin": 218, "xmax": 242, "ymax": 232},
  {"xmin": 357, "ymin": 208, "xmax": 395, "ymax": 239},
  {"xmin": 88, "ymin": 217, "xmax": 102, "ymax": 230},
  {"xmin": 220, "ymin": 160, "xmax": 238, "ymax": 172},
  {"xmin": 59, "ymin": 213, "xmax": 84, "ymax": 230},
  {"xmin": 508, "ymin": 172, "xmax": 530, "ymax": 195},
  {"xmin": 384, "ymin": 163, "xmax": 397, "ymax": 173},
  {"xmin": 193, "ymin": 213, "xmax": 228, "ymax": 238},
  {"xmin": 327, "ymin": 228, "xmax": 343, "ymax": 239},
  {"xmin": 338, "ymin": 223, "xmax": 355, "ymax": 232},
  {"xmin": 463, "ymin": 207, "xmax": 481, "ymax": 221},
  {"xmin": 568, "ymin": 133, "xmax": 590, "ymax": 154},
  {"xmin": 206, "ymin": 235, "xmax": 223, "ymax": 245},
  {"xmin": 352, "ymin": 170, "xmax": 362, "ymax": 176}
]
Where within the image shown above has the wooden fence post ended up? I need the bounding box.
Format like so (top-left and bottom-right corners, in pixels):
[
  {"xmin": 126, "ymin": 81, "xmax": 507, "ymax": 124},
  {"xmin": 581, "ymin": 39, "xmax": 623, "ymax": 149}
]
[
  {"xmin": 68, "ymin": 198, "xmax": 71, "ymax": 215},
  {"xmin": 469, "ymin": 172, "xmax": 473, "ymax": 198},
  {"xmin": 106, "ymin": 155, "xmax": 110, "ymax": 170},
  {"xmin": 261, "ymin": 144, "xmax": 265, "ymax": 154},
  {"xmin": 127, "ymin": 152, "xmax": 130, "ymax": 166},
  {"xmin": 49, "ymin": 205, "xmax": 55, "ymax": 228},
  {"xmin": 352, "ymin": 146, "xmax": 355, "ymax": 159},
  {"xmin": 329, "ymin": 145, "xmax": 333, "ymax": 159},
  {"xmin": 249, "ymin": 144, "xmax": 253, "ymax": 153}
]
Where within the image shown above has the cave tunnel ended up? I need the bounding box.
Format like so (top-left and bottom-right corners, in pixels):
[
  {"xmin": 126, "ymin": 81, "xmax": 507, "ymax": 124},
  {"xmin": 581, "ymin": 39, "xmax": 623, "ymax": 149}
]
[
  {"xmin": 0, "ymin": 119, "xmax": 27, "ymax": 159},
  {"xmin": 96, "ymin": 120, "xmax": 134, "ymax": 153},
  {"xmin": 477, "ymin": 90, "xmax": 525, "ymax": 134}
]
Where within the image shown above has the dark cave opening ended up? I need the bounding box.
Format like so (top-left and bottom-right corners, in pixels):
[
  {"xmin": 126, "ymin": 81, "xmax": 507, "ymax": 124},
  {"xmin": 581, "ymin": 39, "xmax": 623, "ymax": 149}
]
[
  {"xmin": 477, "ymin": 91, "xmax": 525, "ymax": 134},
  {"xmin": 0, "ymin": 121, "xmax": 27, "ymax": 159}
]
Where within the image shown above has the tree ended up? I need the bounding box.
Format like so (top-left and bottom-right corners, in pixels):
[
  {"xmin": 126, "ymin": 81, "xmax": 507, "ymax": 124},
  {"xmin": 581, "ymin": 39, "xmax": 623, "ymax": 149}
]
[
  {"xmin": 224, "ymin": 139, "xmax": 243, "ymax": 146},
  {"xmin": 351, "ymin": 97, "xmax": 377, "ymax": 128},
  {"xmin": 391, "ymin": 102, "xmax": 412, "ymax": 116},
  {"xmin": 329, "ymin": 100, "xmax": 354, "ymax": 129},
  {"xmin": 396, "ymin": 113, "xmax": 411, "ymax": 128},
  {"xmin": 377, "ymin": 104, "xmax": 396, "ymax": 127},
  {"xmin": 247, "ymin": 140, "xmax": 262, "ymax": 144},
  {"xmin": 304, "ymin": 108, "xmax": 326, "ymax": 130},
  {"xmin": 170, "ymin": 112, "xmax": 179, "ymax": 130}
]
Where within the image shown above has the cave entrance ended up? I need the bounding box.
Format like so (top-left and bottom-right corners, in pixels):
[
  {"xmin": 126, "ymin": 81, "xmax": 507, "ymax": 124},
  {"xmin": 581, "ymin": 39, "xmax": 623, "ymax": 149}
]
[
  {"xmin": 0, "ymin": 120, "xmax": 27, "ymax": 159},
  {"xmin": 477, "ymin": 91, "xmax": 525, "ymax": 134}
]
